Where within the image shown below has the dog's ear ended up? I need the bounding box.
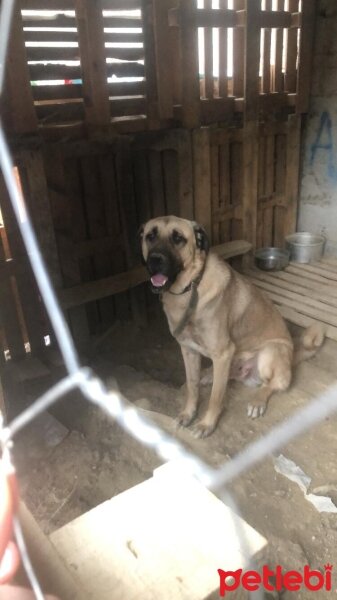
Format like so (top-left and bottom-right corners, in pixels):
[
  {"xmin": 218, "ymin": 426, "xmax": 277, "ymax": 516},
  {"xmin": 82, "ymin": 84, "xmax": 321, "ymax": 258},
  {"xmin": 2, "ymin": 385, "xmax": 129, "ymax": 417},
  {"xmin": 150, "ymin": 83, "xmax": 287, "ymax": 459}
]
[
  {"xmin": 138, "ymin": 225, "xmax": 146, "ymax": 265},
  {"xmin": 193, "ymin": 223, "xmax": 209, "ymax": 254}
]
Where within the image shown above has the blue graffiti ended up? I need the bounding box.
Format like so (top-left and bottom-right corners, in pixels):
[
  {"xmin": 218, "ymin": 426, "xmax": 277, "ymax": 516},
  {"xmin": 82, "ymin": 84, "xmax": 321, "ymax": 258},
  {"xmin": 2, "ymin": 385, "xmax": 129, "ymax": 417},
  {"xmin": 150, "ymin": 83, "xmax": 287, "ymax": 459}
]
[{"xmin": 310, "ymin": 111, "xmax": 337, "ymax": 181}]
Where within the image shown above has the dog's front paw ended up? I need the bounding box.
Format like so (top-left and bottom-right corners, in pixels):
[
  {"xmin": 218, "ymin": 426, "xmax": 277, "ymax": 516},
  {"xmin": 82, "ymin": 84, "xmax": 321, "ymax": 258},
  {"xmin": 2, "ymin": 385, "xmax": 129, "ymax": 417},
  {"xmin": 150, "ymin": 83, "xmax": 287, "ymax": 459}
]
[
  {"xmin": 192, "ymin": 420, "xmax": 216, "ymax": 439},
  {"xmin": 247, "ymin": 399, "xmax": 267, "ymax": 419},
  {"xmin": 176, "ymin": 410, "xmax": 196, "ymax": 428}
]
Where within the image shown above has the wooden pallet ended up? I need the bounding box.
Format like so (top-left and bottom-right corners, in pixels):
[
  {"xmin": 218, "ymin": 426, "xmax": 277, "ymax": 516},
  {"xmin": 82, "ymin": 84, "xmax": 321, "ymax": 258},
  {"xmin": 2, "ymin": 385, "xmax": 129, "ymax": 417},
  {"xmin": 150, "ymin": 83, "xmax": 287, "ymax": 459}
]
[{"xmin": 245, "ymin": 257, "xmax": 337, "ymax": 341}]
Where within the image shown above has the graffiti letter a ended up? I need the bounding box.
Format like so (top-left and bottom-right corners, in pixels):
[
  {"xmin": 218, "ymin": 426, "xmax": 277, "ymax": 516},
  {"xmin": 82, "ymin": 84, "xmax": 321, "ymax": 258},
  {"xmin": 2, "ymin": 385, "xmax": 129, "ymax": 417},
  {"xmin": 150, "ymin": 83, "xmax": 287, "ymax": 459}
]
[{"xmin": 310, "ymin": 111, "xmax": 337, "ymax": 180}]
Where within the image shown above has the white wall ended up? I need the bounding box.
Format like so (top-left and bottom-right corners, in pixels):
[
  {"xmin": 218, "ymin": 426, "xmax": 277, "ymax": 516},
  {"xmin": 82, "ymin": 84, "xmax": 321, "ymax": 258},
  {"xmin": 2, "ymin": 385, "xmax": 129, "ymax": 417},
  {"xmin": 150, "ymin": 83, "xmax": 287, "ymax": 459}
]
[{"xmin": 298, "ymin": 1, "xmax": 337, "ymax": 254}]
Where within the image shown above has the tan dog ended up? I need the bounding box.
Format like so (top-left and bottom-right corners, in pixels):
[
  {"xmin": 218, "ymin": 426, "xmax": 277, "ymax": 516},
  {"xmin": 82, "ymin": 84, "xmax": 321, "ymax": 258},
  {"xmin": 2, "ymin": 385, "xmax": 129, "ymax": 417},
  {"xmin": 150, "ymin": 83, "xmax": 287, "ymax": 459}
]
[{"xmin": 140, "ymin": 216, "xmax": 325, "ymax": 438}]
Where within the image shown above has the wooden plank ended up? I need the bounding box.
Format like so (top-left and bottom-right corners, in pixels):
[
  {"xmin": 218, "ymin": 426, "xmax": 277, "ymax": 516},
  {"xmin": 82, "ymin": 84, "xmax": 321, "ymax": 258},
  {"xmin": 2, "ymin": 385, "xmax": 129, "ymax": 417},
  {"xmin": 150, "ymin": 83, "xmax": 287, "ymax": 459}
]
[
  {"xmin": 261, "ymin": 0, "xmax": 272, "ymax": 94},
  {"xmin": 29, "ymin": 61, "xmax": 145, "ymax": 81},
  {"xmin": 286, "ymin": 264, "xmax": 337, "ymax": 289},
  {"xmin": 273, "ymin": 133, "xmax": 286, "ymax": 247},
  {"xmin": 211, "ymin": 143, "xmax": 220, "ymax": 244},
  {"xmin": 284, "ymin": 0, "xmax": 299, "ymax": 93},
  {"xmin": 192, "ymin": 128, "xmax": 212, "ymax": 236},
  {"xmin": 273, "ymin": 0, "xmax": 285, "ymax": 93},
  {"xmin": 254, "ymin": 287, "xmax": 337, "ymax": 328},
  {"xmin": 24, "ymin": 29, "xmax": 142, "ymax": 44},
  {"xmin": 244, "ymin": 0, "xmax": 261, "ymax": 123},
  {"xmin": 149, "ymin": 151, "xmax": 165, "ymax": 217},
  {"xmin": 242, "ymin": 122, "xmax": 258, "ymax": 250},
  {"xmin": 267, "ymin": 269, "xmax": 337, "ymax": 299},
  {"xmin": 22, "ymin": 15, "xmax": 142, "ymax": 29},
  {"xmin": 283, "ymin": 113, "xmax": 301, "ymax": 235},
  {"xmin": 50, "ymin": 462, "xmax": 266, "ymax": 600},
  {"xmin": 277, "ymin": 305, "xmax": 337, "ymax": 342},
  {"xmin": 180, "ymin": 0, "xmax": 200, "ymax": 128},
  {"xmin": 219, "ymin": 136, "xmax": 231, "ymax": 243},
  {"xmin": 262, "ymin": 134, "xmax": 274, "ymax": 247},
  {"xmin": 25, "ymin": 45, "xmax": 144, "ymax": 62},
  {"xmin": 152, "ymin": 0, "xmax": 174, "ymax": 119},
  {"xmin": 248, "ymin": 275, "xmax": 337, "ymax": 318},
  {"xmin": 20, "ymin": 0, "xmax": 141, "ymax": 8},
  {"xmin": 232, "ymin": 0, "xmax": 244, "ymax": 98},
  {"xmin": 20, "ymin": 149, "xmax": 62, "ymax": 289},
  {"xmin": 296, "ymin": 0, "xmax": 315, "ymax": 113},
  {"xmin": 176, "ymin": 130, "xmax": 193, "ymax": 220},
  {"xmin": 59, "ymin": 239, "xmax": 252, "ymax": 309},
  {"xmin": 98, "ymin": 152, "xmax": 128, "ymax": 321},
  {"xmin": 141, "ymin": 0, "xmax": 160, "ymax": 128},
  {"xmin": 75, "ymin": 0, "xmax": 110, "ymax": 131},
  {"xmin": 59, "ymin": 153, "xmax": 92, "ymax": 345},
  {"xmin": 204, "ymin": 0, "xmax": 214, "ymax": 100},
  {"xmin": 0, "ymin": 225, "xmax": 26, "ymax": 360},
  {"xmin": 0, "ymin": 172, "xmax": 45, "ymax": 355},
  {"xmin": 32, "ymin": 80, "xmax": 145, "ymax": 101},
  {"xmin": 162, "ymin": 150, "xmax": 179, "ymax": 216},
  {"xmin": 218, "ymin": 0, "xmax": 228, "ymax": 98},
  {"xmin": 246, "ymin": 268, "xmax": 337, "ymax": 308},
  {"xmin": 4, "ymin": 3, "xmax": 37, "ymax": 134},
  {"xmin": 290, "ymin": 262, "xmax": 337, "ymax": 282}
]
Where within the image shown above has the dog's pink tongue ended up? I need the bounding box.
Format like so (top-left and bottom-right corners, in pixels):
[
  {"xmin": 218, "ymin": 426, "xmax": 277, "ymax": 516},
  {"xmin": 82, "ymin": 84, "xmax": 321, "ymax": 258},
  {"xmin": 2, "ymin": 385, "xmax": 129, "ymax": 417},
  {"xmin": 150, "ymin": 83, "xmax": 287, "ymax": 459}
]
[{"xmin": 151, "ymin": 274, "xmax": 168, "ymax": 287}]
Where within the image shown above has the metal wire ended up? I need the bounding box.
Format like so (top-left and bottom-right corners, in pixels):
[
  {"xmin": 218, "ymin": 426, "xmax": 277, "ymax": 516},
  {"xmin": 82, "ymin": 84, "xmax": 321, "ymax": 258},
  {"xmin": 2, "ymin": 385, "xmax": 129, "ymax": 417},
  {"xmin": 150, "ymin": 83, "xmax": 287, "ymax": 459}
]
[{"xmin": 0, "ymin": 1, "xmax": 336, "ymax": 600}]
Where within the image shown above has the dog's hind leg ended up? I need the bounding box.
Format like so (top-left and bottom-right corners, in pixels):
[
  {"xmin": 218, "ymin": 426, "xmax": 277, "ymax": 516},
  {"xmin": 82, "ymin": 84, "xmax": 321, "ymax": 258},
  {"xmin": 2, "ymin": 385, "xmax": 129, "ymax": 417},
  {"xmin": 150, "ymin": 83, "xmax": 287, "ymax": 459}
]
[
  {"xmin": 177, "ymin": 346, "xmax": 201, "ymax": 427},
  {"xmin": 247, "ymin": 343, "xmax": 292, "ymax": 419}
]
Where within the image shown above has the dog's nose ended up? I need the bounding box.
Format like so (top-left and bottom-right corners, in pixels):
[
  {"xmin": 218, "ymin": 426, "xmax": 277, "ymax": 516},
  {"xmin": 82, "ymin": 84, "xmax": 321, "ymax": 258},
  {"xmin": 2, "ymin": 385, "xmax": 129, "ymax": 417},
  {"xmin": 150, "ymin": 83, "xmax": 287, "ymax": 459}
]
[{"xmin": 147, "ymin": 252, "xmax": 168, "ymax": 274}]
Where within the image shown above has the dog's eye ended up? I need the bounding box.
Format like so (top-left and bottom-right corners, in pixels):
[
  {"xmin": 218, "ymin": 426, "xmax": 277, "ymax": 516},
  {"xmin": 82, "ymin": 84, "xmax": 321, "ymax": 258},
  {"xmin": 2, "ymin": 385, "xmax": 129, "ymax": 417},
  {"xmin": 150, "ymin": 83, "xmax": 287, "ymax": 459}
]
[
  {"xmin": 146, "ymin": 228, "xmax": 157, "ymax": 243},
  {"xmin": 171, "ymin": 230, "xmax": 186, "ymax": 245}
]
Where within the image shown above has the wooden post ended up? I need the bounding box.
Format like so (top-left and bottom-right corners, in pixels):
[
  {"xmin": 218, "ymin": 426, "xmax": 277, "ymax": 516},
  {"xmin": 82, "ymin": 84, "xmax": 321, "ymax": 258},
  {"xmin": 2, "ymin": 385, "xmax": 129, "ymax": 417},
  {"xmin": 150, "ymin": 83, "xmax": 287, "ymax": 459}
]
[
  {"xmin": 242, "ymin": 0, "xmax": 260, "ymax": 250},
  {"xmin": 180, "ymin": 0, "xmax": 201, "ymax": 128},
  {"xmin": 193, "ymin": 129, "xmax": 212, "ymax": 238},
  {"xmin": 262, "ymin": 0, "xmax": 272, "ymax": 94},
  {"xmin": 75, "ymin": 0, "xmax": 111, "ymax": 134},
  {"xmin": 296, "ymin": 0, "xmax": 316, "ymax": 113},
  {"xmin": 285, "ymin": 0, "xmax": 299, "ymax": 93},
  {"xmin": 232, "ymin": 0, "xmax": 245, "ymax": 98},
  {"xmin": 204, "ymin": 0, "xmax": 214, "ymax": 99},
  {"xmin": 3, "ymin": 3, "xmax": 37, "ymax": 134},
  {"xmin": 272, "ymin": 0, "xmax": 284, "ymax": 93},
  {"xmin": 284, "ymin": 113, "xmax": 301, "ymax": 235},
  {"xmin": 218, "ymin": 0, "xmax": 228, "ymax": 98},
  {"xmin": 152, "ymin": 0, "xmax": 174, "ymax": 119},
  {"xmin": 142, "ymin": 0, "xmax": 160, "ymax": 128}
]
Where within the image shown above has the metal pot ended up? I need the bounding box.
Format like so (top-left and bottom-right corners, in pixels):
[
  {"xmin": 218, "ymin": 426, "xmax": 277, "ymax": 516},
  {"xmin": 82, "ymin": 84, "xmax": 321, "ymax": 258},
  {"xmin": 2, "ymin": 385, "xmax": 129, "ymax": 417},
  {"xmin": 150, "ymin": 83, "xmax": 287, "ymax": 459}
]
[{"xmin": 285, "ymin": 232, "xmax": 326, "ymax": 264}]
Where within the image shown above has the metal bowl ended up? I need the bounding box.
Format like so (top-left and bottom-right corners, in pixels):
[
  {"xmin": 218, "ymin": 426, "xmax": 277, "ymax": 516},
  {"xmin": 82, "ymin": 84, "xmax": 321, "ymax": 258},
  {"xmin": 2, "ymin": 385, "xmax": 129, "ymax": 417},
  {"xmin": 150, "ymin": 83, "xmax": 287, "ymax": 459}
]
[{"xmin": 254, "ymin": 247, "xmax": 290, "ymax": 271}]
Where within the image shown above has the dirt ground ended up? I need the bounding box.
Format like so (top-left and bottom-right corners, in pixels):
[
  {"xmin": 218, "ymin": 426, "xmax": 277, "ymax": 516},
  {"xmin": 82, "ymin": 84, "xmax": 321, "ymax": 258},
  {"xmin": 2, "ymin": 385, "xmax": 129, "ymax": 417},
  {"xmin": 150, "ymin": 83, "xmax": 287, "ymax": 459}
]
[{"xmin": 12, "ymin": 311, "xmax": 337, "ymax": 599}]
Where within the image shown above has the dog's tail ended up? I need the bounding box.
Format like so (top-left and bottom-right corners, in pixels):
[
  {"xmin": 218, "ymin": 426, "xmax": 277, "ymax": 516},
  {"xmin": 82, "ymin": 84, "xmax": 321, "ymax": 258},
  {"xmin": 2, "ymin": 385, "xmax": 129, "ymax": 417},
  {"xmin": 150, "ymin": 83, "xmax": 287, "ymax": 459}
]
[{"xmin": 292, "ymin": 322, "xmax": 325, "ymax": 366}]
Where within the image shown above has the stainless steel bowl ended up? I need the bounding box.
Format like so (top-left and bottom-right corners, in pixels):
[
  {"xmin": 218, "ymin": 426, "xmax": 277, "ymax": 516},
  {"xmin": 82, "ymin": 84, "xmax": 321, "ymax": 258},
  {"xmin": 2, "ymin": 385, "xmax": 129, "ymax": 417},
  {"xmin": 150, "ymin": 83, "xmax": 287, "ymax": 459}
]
[{"xmin": 254, "ymin": 247, "xmax": 290, "ymax": 271}]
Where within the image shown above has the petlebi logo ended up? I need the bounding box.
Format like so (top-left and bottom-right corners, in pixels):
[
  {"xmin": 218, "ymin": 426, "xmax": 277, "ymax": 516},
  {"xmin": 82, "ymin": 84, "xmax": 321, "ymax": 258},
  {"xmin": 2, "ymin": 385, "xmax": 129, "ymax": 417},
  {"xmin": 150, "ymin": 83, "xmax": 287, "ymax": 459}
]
[{"xmin": 218, "ymin": 564, "xmax": 333, "ymax": 596}]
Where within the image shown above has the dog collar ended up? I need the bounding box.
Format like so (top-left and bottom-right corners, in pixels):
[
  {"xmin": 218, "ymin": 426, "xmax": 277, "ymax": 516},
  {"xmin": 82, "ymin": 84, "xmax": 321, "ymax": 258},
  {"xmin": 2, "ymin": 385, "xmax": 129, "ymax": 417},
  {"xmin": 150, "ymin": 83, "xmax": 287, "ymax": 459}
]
[{"xmin": 168, "ymin": 265, "xmax": 206, "ymax": 337}]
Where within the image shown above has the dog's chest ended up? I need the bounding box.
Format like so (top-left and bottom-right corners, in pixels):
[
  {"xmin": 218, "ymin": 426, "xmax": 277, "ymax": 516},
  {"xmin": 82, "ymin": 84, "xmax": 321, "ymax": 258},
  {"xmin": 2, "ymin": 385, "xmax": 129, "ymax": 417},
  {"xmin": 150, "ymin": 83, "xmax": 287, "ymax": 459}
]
[{"xmin": 178, "ymin": 322, "xmax": 210, "ymax": 356}]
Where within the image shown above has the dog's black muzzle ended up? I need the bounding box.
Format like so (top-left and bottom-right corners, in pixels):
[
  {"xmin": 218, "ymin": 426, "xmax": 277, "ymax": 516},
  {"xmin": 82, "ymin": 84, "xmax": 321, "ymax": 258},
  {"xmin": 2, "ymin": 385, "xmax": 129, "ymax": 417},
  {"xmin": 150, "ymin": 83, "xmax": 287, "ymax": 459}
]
[{"xmin": 146, "ymin": 249, "xmax": 182, "ymax": 293}]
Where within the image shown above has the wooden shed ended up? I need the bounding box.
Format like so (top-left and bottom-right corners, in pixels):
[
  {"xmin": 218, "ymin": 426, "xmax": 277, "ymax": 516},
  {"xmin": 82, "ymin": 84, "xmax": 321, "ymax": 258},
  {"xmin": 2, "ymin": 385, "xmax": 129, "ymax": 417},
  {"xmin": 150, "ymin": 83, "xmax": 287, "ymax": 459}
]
[{"xmin": 5, "ymin": 1, "xmax": 337, "ymax": 599}]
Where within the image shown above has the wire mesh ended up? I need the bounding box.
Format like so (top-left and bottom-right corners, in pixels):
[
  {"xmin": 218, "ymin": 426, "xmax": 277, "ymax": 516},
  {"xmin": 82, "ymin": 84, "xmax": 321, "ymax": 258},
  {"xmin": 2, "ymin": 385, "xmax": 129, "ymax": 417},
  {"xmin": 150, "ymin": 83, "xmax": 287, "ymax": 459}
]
[{"xmin": 0, "ymin": 2, "xmax": 336, "ymax": 600}]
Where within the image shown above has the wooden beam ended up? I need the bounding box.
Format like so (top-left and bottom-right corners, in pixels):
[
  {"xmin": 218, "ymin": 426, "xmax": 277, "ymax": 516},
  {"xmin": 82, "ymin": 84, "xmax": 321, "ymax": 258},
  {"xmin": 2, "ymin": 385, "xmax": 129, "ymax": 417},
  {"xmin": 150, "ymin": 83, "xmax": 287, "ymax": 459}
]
[
  {"xmin": 59, "ymin": 240, "xmax": 252, "ymax": 309},
  {"xmin": 20, "ymin": 0, "xmax": 141, "ymax": 8},
  {"xmin": 4, "ymin": 3, "xmax": 37, "ymax": 134},
  {"xmin": 141, "ymin": 0, "xmax": 160, "ymax": 127},
  {"xmin": 296, "ymin": 0, "xmax": 315, "ymax": 113},
  {"xmin": 75, "ymin": 0, "xmax": 110, "ymax": 132},
  {"xmin": 283, "ymin": 113, "xmax": 301, "ymax": 235},
  {"xmin": 180, "ymin": 0, "xmax": 200, "ymax": 128},
  {"xmin": 28, "ymin": 61, "xmax": 145, "ymax": 81},
  {"xmin": 193, "ymin": 128, "xmax": 212, "ymax": 238},
  {"xmin": 152, "ymin": 0, "xmax": 174, "ymax": 119}
]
